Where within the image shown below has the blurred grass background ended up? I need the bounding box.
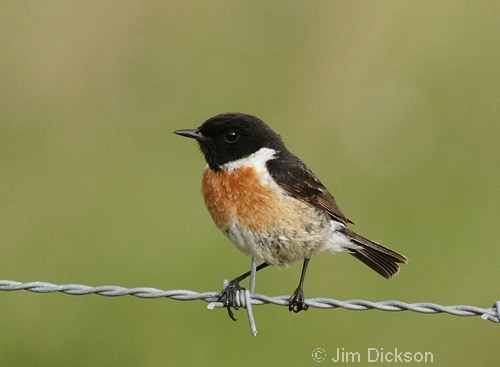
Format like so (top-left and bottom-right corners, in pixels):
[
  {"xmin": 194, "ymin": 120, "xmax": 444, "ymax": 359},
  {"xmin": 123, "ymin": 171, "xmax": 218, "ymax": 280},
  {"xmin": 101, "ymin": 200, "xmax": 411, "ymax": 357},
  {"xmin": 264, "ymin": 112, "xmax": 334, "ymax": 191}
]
[{"xmin": 1, "ymin": 1, "xmax": 498, "ymax": 366}]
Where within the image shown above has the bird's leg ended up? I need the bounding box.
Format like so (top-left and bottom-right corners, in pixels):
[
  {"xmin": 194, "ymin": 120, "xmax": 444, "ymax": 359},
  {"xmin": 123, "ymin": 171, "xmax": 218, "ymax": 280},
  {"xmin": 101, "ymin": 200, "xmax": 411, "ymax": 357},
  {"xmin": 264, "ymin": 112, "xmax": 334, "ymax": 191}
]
[
  {"xmin": 289, "ymin": 258, "xmax": 310, "ymax": 313},
  {"xmin": 218, "ymin": 262, "xmax": 270, "ymax": 321}
]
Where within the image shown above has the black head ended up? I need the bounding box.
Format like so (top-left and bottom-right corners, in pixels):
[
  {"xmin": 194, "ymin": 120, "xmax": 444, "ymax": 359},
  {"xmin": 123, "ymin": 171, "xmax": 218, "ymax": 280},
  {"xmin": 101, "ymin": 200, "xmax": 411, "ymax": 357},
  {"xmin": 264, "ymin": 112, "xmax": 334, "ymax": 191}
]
[{"xmin": 174, "ymin": 113, "xmax": 287, "ymax": 170}]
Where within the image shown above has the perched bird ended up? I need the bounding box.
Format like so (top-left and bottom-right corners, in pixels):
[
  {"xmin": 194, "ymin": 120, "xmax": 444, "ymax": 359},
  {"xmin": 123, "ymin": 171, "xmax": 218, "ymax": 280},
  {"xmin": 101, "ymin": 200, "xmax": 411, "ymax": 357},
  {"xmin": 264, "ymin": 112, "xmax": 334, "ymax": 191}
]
[{"xmin": 175, "ymin": 113, "xmax": 407, "ymax": 319}]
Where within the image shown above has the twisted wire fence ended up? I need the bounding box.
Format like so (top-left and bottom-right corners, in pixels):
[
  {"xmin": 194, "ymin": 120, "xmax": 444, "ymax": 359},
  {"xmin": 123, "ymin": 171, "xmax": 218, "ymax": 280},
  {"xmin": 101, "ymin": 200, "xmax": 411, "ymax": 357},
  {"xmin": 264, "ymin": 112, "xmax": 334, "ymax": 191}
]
[{"xmin": 1, "ymin": 279, "xmax": 498, "ymax": 336}]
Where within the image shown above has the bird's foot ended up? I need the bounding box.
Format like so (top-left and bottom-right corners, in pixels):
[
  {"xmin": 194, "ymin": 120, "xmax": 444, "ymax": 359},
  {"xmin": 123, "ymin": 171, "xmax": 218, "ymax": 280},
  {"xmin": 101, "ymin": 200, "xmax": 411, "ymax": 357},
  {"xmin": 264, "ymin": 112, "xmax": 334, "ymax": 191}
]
[
  {"xmin": 289, "ymin": 286, "xmax": 309, "ymax": 313},
  {"xmin": 217, "ymin": 279, "xmax": 244, "ymax": 321}
]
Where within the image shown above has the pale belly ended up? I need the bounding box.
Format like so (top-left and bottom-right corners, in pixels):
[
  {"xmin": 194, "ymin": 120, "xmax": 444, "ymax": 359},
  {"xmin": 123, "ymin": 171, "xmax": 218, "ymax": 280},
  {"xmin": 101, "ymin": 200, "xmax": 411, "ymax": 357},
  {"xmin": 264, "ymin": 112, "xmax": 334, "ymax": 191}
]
[{"xmin": 222, "ymin": 200, "xmax": 354, "ymax": 266}]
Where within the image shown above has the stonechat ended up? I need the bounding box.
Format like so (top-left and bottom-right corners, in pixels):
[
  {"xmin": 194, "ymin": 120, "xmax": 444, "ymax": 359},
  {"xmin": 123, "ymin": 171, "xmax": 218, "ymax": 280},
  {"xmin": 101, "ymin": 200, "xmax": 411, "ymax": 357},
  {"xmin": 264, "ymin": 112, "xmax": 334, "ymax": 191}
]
[{"xmin": 175, "ymin": 113, "xmax": 408, "ymax": 319}]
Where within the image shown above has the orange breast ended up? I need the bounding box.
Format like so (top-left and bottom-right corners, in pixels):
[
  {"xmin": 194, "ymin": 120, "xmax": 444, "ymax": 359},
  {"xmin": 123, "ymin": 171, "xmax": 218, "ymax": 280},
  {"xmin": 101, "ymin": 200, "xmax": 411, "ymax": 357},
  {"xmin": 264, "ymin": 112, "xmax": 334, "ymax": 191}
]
[{"xmin": 202, "ymin": 167, "xmax": 281, "ymax": 231}]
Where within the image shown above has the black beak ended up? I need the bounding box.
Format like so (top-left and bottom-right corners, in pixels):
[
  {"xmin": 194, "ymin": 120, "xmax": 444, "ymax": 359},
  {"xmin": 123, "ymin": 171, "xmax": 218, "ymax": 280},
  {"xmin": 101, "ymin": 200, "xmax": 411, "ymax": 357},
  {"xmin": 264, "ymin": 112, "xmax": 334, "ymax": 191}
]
[{"xmin": 174, "ymin": 128, "xmax": 210, "ymax": 142}]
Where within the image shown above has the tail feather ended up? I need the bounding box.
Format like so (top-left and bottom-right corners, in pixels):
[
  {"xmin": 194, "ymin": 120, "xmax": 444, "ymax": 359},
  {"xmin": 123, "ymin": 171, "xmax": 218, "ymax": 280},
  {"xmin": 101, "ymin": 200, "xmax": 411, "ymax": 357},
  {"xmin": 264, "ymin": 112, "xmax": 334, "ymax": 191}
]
[{"xmin": 340, "ymin": 227, "xmax": 408, "ymax": 279}]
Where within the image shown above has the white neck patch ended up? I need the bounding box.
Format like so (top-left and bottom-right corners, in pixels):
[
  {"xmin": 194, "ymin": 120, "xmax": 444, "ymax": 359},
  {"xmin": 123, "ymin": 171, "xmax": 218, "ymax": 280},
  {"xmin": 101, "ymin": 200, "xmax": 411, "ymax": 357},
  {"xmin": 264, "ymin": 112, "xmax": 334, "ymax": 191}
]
[{"xmin": 220, "ymin": 147, "xmax": 278, "ymax": 173}]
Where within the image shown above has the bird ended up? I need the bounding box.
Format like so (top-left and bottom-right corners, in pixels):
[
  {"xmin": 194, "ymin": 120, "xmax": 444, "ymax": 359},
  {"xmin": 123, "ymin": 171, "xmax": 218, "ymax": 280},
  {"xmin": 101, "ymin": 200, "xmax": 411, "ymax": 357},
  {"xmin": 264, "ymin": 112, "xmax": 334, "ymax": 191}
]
[{"xmin": 174, "ymin": 112, "xmax": 408, "ymax": 320}]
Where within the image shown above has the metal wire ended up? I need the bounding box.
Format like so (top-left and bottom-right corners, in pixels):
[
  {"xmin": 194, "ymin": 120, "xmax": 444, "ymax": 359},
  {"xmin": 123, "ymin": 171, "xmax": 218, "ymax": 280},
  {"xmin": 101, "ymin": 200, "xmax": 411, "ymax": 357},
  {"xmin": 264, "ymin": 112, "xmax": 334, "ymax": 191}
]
[{"xmin": 1, "ymin": 279, "xmax": 498, "ymax": 336}]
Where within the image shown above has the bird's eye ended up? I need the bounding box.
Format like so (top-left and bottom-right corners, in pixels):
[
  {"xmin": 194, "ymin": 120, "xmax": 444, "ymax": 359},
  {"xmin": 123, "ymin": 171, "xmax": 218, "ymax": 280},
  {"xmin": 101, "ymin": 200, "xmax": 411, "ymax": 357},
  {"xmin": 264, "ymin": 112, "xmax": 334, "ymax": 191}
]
[{"xmin": 223, "ymin": 130, "xmax": 240, "ymax": 143}]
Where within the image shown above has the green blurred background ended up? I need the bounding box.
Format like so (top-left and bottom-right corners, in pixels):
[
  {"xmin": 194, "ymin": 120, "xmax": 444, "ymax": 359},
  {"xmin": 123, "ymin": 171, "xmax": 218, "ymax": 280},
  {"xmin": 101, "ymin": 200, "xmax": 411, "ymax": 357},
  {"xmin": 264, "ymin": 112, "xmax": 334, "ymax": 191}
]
[{"xmin": 1, "ymin": 1, "xmax": 498, "ymax": 366}]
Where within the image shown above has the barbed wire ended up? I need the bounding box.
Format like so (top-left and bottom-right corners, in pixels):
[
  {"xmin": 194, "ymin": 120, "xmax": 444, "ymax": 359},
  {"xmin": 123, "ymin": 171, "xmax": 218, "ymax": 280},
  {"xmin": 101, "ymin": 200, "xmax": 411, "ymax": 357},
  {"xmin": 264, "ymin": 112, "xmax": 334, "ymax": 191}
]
[{"xmin": 1, "ymin": 279, "xmax": 498, "ymax": 336}]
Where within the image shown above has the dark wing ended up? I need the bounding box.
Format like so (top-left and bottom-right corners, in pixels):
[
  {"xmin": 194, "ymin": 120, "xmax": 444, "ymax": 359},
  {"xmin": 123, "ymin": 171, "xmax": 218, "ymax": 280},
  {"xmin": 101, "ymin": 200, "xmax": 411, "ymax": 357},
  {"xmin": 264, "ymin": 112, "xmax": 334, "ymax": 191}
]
[
  {"xmin": 267, "ymin": 151, "xmax": 408, "ymax": 278},
  {"xmin": 267, "ymin": 152, "xmax": 354, "ymax": 225}
]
